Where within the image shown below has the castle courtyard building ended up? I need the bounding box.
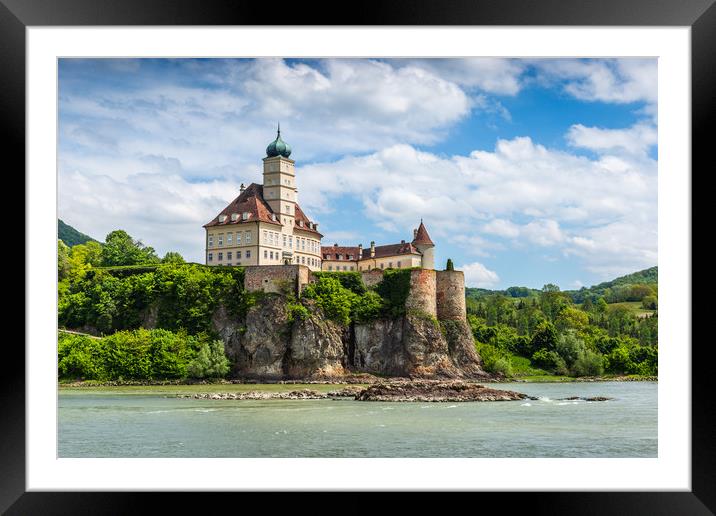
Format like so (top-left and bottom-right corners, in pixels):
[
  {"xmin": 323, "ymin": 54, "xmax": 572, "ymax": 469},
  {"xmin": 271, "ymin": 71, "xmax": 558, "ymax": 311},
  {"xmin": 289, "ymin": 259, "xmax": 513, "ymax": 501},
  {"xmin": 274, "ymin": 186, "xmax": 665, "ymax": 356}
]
[
  {"xmin": 321, "ymin": 220, "xmax": 436, "ymax": 272},
  {"xmin": 203, "ymin": 128, "xmax": 323, "ymax": 270}
]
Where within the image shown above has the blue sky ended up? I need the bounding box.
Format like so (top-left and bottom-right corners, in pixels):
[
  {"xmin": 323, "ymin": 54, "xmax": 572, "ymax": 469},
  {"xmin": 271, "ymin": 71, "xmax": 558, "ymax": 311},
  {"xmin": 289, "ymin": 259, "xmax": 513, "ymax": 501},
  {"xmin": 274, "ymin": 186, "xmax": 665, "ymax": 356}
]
[{"xmin": 58, "ymin": 58, "xmax": 657, "ymax": 290}]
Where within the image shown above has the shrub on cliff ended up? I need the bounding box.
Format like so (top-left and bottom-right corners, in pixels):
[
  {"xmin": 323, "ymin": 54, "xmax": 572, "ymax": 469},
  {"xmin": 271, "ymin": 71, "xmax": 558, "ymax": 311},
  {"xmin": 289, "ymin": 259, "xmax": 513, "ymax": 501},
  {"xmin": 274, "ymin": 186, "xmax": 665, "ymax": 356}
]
[
  {"xmin": 374, "ymin": 268, "xmax": 412, "ymax": 318},
  {"xmin": 58, "ymin": 263, "xmax": 245, "ymax": 335},
  {"xmin": 302, "ymin": 276, "xmax": 357, "ymax": 326}
]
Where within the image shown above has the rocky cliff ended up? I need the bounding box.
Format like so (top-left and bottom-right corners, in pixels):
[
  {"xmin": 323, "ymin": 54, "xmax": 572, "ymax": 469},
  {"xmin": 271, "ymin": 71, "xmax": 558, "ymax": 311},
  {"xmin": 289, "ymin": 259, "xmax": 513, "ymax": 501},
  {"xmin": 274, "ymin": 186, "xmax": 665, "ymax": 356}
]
[{"xmin": 213, "ymin": 294, "xmax": 489, "ymax": 380}]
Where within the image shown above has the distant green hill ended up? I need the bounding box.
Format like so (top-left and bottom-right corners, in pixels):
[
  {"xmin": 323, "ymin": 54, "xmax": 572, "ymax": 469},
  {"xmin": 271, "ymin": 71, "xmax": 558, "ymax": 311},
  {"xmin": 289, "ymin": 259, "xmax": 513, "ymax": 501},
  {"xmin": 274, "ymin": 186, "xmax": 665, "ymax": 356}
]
[
  {"xmin": 58, "ymin": 219, "xmax": 97, "ymax": 247},
  {"xmin": 466, "ymin": 266, "xmax": 658, "ymax": 304}
]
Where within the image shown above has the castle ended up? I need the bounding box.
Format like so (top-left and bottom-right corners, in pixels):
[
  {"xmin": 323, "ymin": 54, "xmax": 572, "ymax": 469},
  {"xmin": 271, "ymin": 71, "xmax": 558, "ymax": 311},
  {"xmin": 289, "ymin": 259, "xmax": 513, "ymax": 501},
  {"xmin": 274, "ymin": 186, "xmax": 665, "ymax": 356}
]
[{"xmin": 203, "ymin": 128, "xmax": 435, "ymax": 272}]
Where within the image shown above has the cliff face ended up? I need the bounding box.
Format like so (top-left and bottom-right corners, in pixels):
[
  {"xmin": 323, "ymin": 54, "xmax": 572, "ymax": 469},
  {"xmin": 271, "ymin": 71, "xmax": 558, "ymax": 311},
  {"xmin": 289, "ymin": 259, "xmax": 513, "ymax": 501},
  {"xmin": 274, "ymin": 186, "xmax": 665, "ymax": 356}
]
[{"xmin": 214, "ymin": 295, "xmax": 488, "ymax": 380}]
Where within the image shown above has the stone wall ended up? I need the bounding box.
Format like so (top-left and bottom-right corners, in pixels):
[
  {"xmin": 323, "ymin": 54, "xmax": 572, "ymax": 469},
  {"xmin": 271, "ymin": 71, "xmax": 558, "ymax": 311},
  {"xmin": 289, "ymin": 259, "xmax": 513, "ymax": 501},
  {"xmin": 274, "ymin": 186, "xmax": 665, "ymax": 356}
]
[
  {"xmin": 436, "ymin": 270, "xmax": 467, "ymax": 321},
  {"xmin": 360, "ymin": 269, "xmax": 385, "ymax": 288},
  {"xmin": 405, "ymin": 269, "xmax": 437, "ymax": 318},
  {"xmin": 244, "ymin": 265, "xmax": 311, "ymax": 295}
]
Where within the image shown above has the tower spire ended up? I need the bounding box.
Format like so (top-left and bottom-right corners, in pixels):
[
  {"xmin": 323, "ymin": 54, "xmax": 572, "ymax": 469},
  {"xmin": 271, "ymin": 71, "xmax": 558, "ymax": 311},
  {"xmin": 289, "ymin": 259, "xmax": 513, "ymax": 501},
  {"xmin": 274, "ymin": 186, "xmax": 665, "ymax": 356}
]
[{"xmin": 277, "ymin": 122, "xmax": 281, "ymax": 136}]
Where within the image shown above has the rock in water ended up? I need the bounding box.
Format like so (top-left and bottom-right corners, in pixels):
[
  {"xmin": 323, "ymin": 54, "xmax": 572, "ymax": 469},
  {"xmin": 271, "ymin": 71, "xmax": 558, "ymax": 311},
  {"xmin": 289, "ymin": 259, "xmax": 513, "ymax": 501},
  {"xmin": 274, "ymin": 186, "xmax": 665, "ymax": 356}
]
[{"xmin": 355, "ymin": 380, "xmax": 528, "ymax": 402}]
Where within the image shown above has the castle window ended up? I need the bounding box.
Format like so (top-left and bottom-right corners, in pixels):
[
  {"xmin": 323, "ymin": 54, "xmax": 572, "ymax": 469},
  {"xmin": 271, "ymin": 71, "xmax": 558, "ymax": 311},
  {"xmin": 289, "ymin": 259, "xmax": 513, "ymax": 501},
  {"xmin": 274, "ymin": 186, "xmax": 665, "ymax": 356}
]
[
  {"xmin": 342, "ymin": 266, "xmax": 347, "ymax": 271},
  {"xmin": 245, "ymin": 231, "xmax": 251, "ymax": 243},
  {"xmin": 246, "ymin": 250, "xmax": 251, "ymax": 258},
  {"xmin": 264, "ymin": 250, "xmax": 268, "ymax": 259},
  {"xmin": 389, "ymin": 262, "xmax": 393, "ymax": 268},
  {"xmin": 328, "ymin": 265, "xmax": 332, "ymax": 271},
  {"xmin": 348, "ymin": 254, "xmax": 353, "ymax": 260},
  {"xmin": 263, "ymin": 230, "xmax": 267, "ymax": 243},
  {"xmin": 270, "ymin": 251, "xmax": 274, "ymax": 260},
  {"xmin": 337, "ymin": 254, "xmax": 342, "ymax": 260},
  {"xmin": 350, "ymin": 266, "xmax": 354, "ymax": 271},
  {"xmin": 208, "ymin": 235, "xmax": 213, "ymax": 247},
  {"xmin": 289, "ymin": 236, "xmax": 293, "ymax": 248},
  {"xmin": 397, "ymin": 261, "xmax": 401, "ymax": 267},
  {"xmin": 242, "ymin": 212, "xmax": 249, "ymax": 220},
  {"xmin": 226, "ymin": 263, "xmax": 231, "ymax": 266},
  {"xmin": 227, "ymin": 252, "xmax": 232, "ymax": 261},
  {"xmin": 218, "ymin": 252, "xmax": 223, "ymax": 261},
  {"xmin": 218, "ymin": 234, "xmax": 223, "ymax": 247},
  {"xmin": 283, "ymin": 235, "xmax": 287, "ymax": 248},
  {"xmin": 227, "ymin": 233, "xmax": 232, "ymax": 245},
  {"xmin": 237, "ymin": 251, "xmax": 242, "ymax": 259},
  {"xmin": 380, "ymin": 263, "xmax": 384, "ymax": 269},
  {"xmin": 208, "ymin": 253, "xmax": 213, "ymax": 262},
  {"xmin": 236, "ymin": 233, "xmax": 241, "ymax": 245},
  {"xmin": 324, "ymin": 254, "xmax": 329, "ymax": 259},
  {"xmin": 301, "ymin": 256, "xmax": 305, "ymax": 264}
]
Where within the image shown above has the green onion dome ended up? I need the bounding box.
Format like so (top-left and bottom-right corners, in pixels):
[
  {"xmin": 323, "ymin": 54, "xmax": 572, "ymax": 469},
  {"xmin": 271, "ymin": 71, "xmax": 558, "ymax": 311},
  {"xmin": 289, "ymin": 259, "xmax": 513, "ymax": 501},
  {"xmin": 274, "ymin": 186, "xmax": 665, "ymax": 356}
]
[{"xmin": 266, "ymin": 125, "xmax": 292, "ymax": 158}]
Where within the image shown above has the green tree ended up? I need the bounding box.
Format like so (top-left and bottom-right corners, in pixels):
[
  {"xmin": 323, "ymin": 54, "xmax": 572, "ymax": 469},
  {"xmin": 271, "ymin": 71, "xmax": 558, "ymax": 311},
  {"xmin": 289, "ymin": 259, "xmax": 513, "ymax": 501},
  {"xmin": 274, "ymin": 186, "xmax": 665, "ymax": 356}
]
[
  {"xmin": 555, "ymin": 330, "xmax": 587, "ymax": 369},
  {"xmin": 531, "ymin": 348, "xmax": 568, "ymax": 375},
  {"xmin": 572, "ymin": 349, "xmax": 604, "ymax": 376},
  {"xmin": 302, "ymin": 276, "xmax": 357, "ymax": 326},
  {"xmin": 445, "ymin": 258, "xmax": 455, "ymax": 271},
  {"xmin": 555, "ymin": 306, "xmax": 589, "ymax": 332},
  {"xmin": 642, "ymin": 295, "xmax": 658, "ymax": 310},
  {"xmin": 162, "ymin": 251, "xmax": 186, "ymax": 264},
  {"xmin": 58, "ymin": 240, "xmax": 71, "ymax": 280},
  {"xmin": 101, "ymin": 230, "xmax": 160, "ymax": 266},
  {"xmin": 187, "ymin": 339, "xmax": 230, "ymax": 378},
  {"xmin": 530, "ymin": 321, "xmax": 557, "ymax": 353}
]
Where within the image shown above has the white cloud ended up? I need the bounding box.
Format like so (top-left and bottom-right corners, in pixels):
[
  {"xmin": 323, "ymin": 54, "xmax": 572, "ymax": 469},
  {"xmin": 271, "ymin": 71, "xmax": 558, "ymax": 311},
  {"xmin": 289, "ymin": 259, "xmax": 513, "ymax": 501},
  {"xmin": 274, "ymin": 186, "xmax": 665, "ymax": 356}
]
[
  {"xmin": 298, "ymin": 125, "xmax": 656, "ymax": 279},
  {"xmin": 533, "ymin": 58, "xmax": 657, "ymax": 105},
  {"xmin": 394, "ymin": 58, "xmax": 526, "ymax": 95},
  {"xmin": 567, "ymin": 122, "xmax": 657, "ymax": 157},
  {"xmin": 59, "ymin": 170, "xmax": 243, "ymax": 262},
  {"xmin": 462, "ymin": 261, "xmax": 501, "ymax": 288}
]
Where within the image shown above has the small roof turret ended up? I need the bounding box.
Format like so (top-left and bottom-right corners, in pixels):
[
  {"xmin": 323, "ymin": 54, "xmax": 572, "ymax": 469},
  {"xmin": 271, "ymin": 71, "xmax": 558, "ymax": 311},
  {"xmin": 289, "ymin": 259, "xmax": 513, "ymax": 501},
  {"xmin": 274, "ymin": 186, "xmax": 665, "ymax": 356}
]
[{"xmin": 411, "ymin": 219, "xmax": 434, "ymax": 246}]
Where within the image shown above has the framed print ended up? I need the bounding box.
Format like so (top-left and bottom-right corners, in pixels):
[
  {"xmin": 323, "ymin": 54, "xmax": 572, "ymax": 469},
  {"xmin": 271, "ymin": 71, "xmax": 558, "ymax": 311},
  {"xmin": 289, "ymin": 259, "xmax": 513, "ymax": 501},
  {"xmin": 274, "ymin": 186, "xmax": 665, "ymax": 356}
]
[{"xmin": 4, "ymin": 0, "xmax": 713, "ymax": 512}]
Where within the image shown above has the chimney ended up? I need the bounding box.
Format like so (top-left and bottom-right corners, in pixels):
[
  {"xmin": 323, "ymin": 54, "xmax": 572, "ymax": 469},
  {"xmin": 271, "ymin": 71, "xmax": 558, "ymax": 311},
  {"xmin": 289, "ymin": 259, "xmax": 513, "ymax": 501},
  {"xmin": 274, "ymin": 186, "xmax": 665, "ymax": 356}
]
[
  {"xmin": 401, "ymin": 239, "xmax": 405, "ymax": 244},
  {"xmin": 413, "ymin": 228, "xmax": 418, "ymax": 239},
  {"xmin": 240, "ymin": 183, "xmax": 246, "ymax": 193},
  {"xmin": 334, "ymin": 243, "xmax": 338, "ymax": 247},
  {"xmin": 370, "ymin": 241, "xmax": 375, "ymax": 258}
]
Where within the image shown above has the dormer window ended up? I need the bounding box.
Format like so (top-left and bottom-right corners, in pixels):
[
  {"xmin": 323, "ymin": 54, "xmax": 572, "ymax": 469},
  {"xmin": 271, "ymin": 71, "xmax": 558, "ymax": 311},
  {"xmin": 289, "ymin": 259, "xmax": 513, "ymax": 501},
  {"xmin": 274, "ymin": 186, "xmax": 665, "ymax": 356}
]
[
  {"xmin": 242, "ymin": 212, "xmax": 250, "ymax": 220},
  {"xmin": 231, "ymin": 213, "xmax": 239, "ymax": 222},
  {"xmin": 218, "ymin": 214, "xmax": 227, "ymax": 223}
]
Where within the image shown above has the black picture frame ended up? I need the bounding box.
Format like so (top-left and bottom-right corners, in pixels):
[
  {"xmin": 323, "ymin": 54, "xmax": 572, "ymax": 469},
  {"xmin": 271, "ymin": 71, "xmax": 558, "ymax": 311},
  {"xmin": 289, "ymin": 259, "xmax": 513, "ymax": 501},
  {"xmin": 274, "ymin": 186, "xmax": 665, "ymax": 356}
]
[{"xmin": 3, "ymin": 0, "xmax": 712, "ymax": 512}]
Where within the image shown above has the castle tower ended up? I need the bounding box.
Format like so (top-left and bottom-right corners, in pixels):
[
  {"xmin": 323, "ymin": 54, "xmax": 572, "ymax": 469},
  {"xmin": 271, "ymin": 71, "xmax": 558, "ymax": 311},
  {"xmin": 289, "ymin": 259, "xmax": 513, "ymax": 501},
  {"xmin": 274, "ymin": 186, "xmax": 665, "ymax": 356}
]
[
  {"xmin": 262, "ymin": 124, "xmax": 297, "ymax": 227},
  {"xmin": 412, "ymin": 219, "xmax": 435, "ymax": 270}
]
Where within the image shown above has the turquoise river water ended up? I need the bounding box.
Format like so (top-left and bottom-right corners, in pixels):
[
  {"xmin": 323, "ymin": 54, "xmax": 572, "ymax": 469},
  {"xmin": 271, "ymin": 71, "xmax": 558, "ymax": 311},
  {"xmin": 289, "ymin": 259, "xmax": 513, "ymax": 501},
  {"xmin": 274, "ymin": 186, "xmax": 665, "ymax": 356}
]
[{"xmin": 58, "ymin": 381, "xmax": 657, "ymax": 458}]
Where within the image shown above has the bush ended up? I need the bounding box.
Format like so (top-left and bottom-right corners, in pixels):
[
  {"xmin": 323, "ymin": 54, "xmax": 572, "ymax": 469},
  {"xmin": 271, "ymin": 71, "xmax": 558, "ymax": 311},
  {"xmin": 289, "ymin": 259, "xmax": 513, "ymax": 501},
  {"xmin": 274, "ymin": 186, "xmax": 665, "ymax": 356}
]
[
  {"xmin": 572, "ymin": 349, "xmax": 604, "ymax": 377},
  {"xmin": 531, "ymin": 348, "xmax": 568, "ymax": 375},
  {"xmin": 555, "ymin": 331, "xmax": 587, "ymax": 368},
  {"xmin": 57, "ymin": 329, "xmax": 222, "ymax": 381},
  {"xmin": 187, "ymin": 340, "xmax": 230, "ymax": 379},
  {"xmin": 302, "ymin": 277, "xmax": 357, "ymax": 326},
  {"xmin": 352, "ymin": 290, "xmax": 385, "ymax": 323}
]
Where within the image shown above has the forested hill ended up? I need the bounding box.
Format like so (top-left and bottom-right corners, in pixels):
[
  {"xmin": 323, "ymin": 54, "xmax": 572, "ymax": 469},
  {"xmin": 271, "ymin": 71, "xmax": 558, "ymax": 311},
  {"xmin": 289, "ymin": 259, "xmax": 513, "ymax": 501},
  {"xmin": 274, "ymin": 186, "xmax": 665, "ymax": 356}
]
[
  {"xmin": 466, "ymin": 266, "xmax": 658, "ymax": 304},
  {"xmin": 58, "ymin": 219, "xmax": 97, "ymax": 247}
]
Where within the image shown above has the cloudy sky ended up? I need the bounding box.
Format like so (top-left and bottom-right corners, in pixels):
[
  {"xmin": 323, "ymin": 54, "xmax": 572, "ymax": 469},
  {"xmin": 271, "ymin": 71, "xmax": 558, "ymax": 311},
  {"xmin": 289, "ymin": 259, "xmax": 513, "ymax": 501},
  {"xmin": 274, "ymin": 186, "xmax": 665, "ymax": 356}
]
[{"xmin": 58, "ymin": 58, "xmax": 657, "ymax": 290}]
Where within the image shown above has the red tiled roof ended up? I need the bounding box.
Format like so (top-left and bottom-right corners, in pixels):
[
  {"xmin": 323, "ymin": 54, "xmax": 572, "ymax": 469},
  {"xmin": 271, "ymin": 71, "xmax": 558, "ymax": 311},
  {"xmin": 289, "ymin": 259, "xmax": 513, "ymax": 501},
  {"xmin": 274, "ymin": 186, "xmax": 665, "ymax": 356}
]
[
  {"xmin": 321, "ymin": 245, "xmax": 361, "ymax": 261},
  {"xmin": 203, "ymin": 183, "xmax": 282, "ymax": 228},
  {"xmin": 363, "ymin": 242, "xmax": 421, "ymax": 259},
  {"xmin": 412, "ymin": 221, "xmax": 434, "ymax": 246},
  {"xmin": 321, "ymin": 242, "xmax": 421, "ymax": 261},
  {"xmin": 293, "ymin": 203, "xmax": 323, "ymax": 237}
]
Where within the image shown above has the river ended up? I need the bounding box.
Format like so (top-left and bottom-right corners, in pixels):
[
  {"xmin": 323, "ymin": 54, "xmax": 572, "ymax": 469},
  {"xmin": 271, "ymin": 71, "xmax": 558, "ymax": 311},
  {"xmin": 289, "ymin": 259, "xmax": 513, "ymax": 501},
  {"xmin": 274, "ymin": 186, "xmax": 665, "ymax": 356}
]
[{"xmin": 58, "ymin": 381, "xmax": 657, "ymax": 458}]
